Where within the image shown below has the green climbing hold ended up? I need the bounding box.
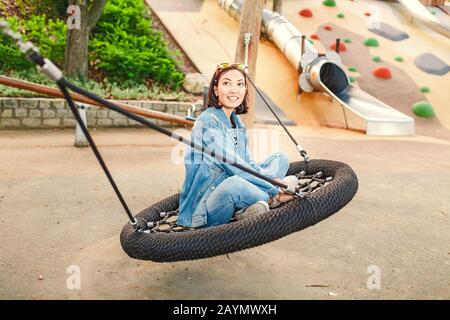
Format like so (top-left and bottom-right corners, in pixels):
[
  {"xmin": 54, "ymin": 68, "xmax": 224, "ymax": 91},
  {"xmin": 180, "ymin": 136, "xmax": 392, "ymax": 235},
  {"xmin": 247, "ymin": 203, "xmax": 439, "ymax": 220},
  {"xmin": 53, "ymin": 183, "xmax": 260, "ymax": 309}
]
[
  {"xmin": 337, "ymin": 13, "xmax": 345, "ymax": 19},
  {"xmin": 344, "ymin": 38, "xmax": 352, "ymax": 43},
  {"xmin": 348, "ymin": 66, "xmax": 358, "ymax": 72},
  {"xmin": 349, "ymin": 76, "xmax": 356, "ymax": 83},
  {"xmin": 372, "ymin": 56, "xmax": 382, "ymax": 62},
  {"xmin": 420, "ymin": 86, "xmax": 431, "ymax": 93},
  {"xmin": 322, "ymin": 0, "xmax": 336, "ymax": 7},
  {"xmin": 364, "ymin": 38, "xmax": 379, "ymax": 47},
  {"xmin": 395, "ymin": 56, "xmax": 404, "ymax": 62},
  {"xmin": 412, "ymin": 101, "xmax": 435, "ymax": 118},
  {"xmin": 308, "ymin": 39, "xmax": 314, "ymax": 45}
]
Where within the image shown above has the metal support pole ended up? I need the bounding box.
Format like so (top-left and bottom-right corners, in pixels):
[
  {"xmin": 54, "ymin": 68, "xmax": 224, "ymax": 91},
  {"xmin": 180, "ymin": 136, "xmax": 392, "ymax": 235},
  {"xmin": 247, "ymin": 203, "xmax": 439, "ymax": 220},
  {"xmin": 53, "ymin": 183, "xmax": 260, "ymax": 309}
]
[{"xmin": 74, "ymin": 104, "xmax": 89, "ymax": 147}]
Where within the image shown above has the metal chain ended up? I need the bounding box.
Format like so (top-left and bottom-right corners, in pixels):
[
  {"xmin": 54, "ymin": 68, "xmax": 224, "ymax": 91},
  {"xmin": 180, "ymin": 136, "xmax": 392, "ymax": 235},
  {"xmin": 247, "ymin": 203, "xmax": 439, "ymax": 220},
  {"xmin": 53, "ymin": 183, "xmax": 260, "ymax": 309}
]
[
  {"xmin": 243, "ymin": 33, "xmax": 252, "ymax": 70},
  {"xmin": 0, "ymin": 20, "xmax": 42, "ymax": 61}
]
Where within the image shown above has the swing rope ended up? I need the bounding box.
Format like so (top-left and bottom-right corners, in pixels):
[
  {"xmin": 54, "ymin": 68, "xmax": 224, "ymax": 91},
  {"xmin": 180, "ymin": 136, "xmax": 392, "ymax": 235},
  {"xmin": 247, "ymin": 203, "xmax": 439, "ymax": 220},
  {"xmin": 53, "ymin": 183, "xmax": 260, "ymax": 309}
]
[{"xmin": 241, "ymin": 32, "xmax": 310, "ymax": 162}]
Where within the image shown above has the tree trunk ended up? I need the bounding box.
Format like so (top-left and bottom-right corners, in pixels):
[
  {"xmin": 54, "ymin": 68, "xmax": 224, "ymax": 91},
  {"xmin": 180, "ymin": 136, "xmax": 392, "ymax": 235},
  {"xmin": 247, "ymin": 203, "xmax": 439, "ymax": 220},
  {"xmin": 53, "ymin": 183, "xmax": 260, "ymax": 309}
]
[
  {"xmin": 273, "ymin": 0, "xmax": 282, "ymax": 14},
  {"xmin": 234, "ymin": 0, "xmax": 265, "ymax": 129},
  {"xmin": 64, "ymin": 0, "xmax": 105, "ymax": 79}
]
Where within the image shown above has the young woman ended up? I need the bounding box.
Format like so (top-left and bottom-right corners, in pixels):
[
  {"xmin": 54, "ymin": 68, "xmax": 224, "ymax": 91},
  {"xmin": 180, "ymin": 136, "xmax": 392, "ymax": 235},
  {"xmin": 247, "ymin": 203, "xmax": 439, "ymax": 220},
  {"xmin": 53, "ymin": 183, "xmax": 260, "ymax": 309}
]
[{"xmin": 177, "ymin": 63, "xmax": 294, "ymax": 228}]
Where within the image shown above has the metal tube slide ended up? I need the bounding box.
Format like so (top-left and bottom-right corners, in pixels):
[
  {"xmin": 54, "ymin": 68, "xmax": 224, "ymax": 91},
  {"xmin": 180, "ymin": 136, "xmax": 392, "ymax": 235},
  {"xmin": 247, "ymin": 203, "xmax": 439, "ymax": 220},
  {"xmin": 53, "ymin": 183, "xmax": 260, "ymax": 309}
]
[{"xmin": 219, "ymin": 0, "xmax": 415, "ymax": 136}]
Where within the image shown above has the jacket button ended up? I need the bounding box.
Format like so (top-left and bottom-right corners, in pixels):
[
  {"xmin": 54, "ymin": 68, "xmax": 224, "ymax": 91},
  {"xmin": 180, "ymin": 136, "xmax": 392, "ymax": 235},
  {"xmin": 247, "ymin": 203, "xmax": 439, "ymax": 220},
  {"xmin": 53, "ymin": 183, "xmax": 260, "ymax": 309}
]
[{"xmin": 211, "ymin": 186, "xmax": 215, "ymax": 190}]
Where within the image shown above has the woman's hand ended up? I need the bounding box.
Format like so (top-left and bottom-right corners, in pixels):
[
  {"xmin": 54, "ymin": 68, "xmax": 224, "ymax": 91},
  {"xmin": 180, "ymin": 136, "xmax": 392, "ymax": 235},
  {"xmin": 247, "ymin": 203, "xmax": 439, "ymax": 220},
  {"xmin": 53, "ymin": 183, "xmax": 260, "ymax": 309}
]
[
  {"xmin": 268, "ymin": 192, "xmax": 294, "ymax": 206},
  {"xmin": 273, "ymin": 177, "xmax": 295, "ymax": 196},
  {"xmin": 269, "ymin": 177, "xmax": 295, "ymax": 206},
  {"xmin": 277, "ymin": 192, "xmax": 294, "ymax": 202}
]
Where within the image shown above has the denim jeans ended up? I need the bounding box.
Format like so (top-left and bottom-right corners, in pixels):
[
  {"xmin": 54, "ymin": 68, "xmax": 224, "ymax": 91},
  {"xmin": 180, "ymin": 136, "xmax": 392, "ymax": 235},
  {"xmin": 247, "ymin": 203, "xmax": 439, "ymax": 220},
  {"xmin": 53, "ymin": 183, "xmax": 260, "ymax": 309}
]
[{"xmin": 204, "ymin": 152, "xmax": 289, "ymax": 227}]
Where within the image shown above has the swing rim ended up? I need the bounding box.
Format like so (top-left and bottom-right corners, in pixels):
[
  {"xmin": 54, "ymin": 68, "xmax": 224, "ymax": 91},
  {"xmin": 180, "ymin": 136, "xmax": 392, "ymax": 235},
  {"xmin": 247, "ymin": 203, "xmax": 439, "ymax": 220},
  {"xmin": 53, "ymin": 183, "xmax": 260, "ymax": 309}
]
[{"xmin": 120, "ymin": 159, "xmax": 358, "ymax": 262}]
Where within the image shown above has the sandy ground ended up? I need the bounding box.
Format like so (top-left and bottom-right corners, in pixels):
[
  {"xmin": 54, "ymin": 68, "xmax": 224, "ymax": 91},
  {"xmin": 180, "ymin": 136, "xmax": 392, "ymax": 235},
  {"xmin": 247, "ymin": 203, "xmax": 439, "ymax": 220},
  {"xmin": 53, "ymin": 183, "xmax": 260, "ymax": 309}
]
[{"xmin": 0, "ymin": 126, "xmax": 449, "ymax": 299}]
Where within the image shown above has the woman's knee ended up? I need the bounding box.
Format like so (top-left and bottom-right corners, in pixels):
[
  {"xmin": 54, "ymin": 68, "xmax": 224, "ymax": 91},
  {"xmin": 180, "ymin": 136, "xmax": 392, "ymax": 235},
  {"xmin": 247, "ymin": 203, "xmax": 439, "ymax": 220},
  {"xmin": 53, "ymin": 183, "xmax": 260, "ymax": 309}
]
[
  {"xmin": 272, "ymin": 152, "xmax": 290, "ymax": 177},
  {"xmin": 275, "ymin": 152, "xmax": 289, "ymax": 166},
  {"xmin": 220, "ymin": 175, "xmax": 248, "ymax": 191},
  {"xmin": 217, "ymin": 175, "xmax": 267, "ymax": 203}
]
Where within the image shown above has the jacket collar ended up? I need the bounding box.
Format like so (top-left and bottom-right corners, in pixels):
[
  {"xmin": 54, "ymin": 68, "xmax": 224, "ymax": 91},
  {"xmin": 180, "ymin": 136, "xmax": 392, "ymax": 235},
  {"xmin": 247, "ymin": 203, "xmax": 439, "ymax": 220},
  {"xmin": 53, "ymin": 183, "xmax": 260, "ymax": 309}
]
[{"xmin": 210, "ymin": 106, "xmax": 244, "ymax": 129}]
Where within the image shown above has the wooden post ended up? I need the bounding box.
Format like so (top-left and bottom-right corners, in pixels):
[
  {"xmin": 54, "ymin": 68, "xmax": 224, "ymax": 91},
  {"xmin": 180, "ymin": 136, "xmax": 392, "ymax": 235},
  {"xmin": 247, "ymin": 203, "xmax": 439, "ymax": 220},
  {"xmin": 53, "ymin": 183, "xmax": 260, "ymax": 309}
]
[
  {"xmin": 273, "ymin": 0, "xmax": 282, "ymax": 14},
  {"xmin": 234, "ymin": 0, "xmax": 265, "ymax": 129},
  {"xmin": 419, "ymin": 0, "xmax": 445, "ymax": 6}
]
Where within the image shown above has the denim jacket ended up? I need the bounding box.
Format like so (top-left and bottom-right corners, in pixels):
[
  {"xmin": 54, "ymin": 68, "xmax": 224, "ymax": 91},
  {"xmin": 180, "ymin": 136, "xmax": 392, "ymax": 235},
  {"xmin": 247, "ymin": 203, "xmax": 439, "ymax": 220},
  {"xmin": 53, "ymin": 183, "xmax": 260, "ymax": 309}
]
[{"xmin": 177, "ymin": 106, "xmax": 280, "ymax": 228}]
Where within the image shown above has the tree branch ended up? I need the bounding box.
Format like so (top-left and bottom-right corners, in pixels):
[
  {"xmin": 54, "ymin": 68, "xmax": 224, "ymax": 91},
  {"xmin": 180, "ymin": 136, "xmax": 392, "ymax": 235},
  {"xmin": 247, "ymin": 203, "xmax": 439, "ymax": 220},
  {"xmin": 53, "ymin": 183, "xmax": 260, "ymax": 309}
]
[{"xmin": 87, "ymin": 0, "xmax": 106, "ymax": 31}]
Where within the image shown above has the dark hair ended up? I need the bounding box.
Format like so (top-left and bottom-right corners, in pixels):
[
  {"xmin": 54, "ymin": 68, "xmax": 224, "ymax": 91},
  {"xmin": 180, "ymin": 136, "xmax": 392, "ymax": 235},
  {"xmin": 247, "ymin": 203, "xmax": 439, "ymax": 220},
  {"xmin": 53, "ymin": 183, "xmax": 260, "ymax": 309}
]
[{"xmin": 206, "ymin": 65, "xmax": 248, "ymax": 114}]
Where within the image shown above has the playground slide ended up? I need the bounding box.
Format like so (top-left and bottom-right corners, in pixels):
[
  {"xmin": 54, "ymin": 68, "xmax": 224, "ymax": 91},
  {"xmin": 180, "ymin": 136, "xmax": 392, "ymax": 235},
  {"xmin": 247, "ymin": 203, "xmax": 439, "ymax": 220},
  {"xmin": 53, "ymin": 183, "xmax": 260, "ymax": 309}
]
[
  {"xmin": 219, "ymin": 0, "xmax": 415, "ymax": 136},
  {"xmin": 307, "ymin": 59, "xmax": 415, "ymax": 136},
  {"xmin": 397, "ymin": 0, "xmax": 450, "ymax": 38},
  {"xmin": 321, "ymin": 83, "xmax": 416, "ymax": 136}
]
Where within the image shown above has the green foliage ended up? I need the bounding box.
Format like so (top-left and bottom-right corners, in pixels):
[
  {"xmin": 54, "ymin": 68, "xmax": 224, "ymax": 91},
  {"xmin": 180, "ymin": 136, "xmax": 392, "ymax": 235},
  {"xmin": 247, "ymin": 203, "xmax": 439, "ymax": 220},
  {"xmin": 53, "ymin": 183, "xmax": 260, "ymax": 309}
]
[
  {"xmin": 1, "ymin": 0, "xmax": 69, "ymax": 18},
  {"xmin": 0, "ymin": 70, "xmax": 192, "ymax": 101},
  {"xmin": 1, "ymin": 0, "xmax": 186, "ymax": 97},
  {"xmin": 31, "ymin": 0, "xmax": 69, "ymax": 18},
  {"xmin": 22, "ymin": 15, "xmax": 67, "ymax": 65},
  {"xmin": 0, "ymin": 17, "xmax": 33, "ymax": 71},
  {"xmin": 90, "ymin": 0, "xmax": 184, "ymax": 89},
  {"xmin": 0, "ymin": 15, "xmax": 67, "ymax": 72}
]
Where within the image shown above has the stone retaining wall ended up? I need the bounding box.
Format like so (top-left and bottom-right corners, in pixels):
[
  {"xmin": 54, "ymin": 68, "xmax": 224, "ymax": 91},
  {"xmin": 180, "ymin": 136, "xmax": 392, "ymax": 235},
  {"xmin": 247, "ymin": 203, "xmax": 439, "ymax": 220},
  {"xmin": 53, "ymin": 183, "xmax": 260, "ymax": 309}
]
[{"xmin": 0, "ymin": 98, "xmax": 203, "ymax": 129}]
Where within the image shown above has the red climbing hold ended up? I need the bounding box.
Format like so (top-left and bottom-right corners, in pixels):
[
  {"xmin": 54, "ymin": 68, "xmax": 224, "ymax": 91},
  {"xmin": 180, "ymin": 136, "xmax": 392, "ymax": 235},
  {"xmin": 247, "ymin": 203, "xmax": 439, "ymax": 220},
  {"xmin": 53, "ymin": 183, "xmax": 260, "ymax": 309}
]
[
  {"xmin": 330, "ymin": 42, "xmax": 347, "ymax": 52},
  {"xmin": 324, "ymin": 25, "xmax": 333, "ymax": 31},
  {"xmin": 372, "ymin": 66, "xmax": 392, "ymax": 79},
  {"xmin": 364, "ymin": 12, "xmax": 371, "ymax": 17},
  {"xmin": 311, "ymin": 34, "xmax": 320, "ymax": 40},
  {"xmin": 299, "ymin": 9, "xmax": 313, "ymax": 18}
]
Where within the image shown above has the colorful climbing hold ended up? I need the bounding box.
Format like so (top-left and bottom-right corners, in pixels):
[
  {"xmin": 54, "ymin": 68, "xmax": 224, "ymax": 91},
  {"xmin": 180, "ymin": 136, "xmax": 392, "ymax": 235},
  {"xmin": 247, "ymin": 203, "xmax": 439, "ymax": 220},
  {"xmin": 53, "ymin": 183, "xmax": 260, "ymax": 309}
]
[
  {"xmin": 364, "ymin": 38, "xmax": 379, "ymax": 47},
  {"xmin": 344, "ymin": 38, "xmax": 352, "ymax": 43},
  {"xmin": 330, "ymin": 42, "xmax": 347, "ymax": 52},
  {"xmin": 395, "ymin": 56, "xmax": 404, "ymax": 62},
  {"xmin": 324, "ymin": 25, "xmax": 333, "ymax": 31},
  {"xmin": 364, "ymin": 12, "xmax": 371, "ymax": 17},
  {"xmin": 348, "ymin": 66, "xmax": 358, "ymax": 72},
  {"xmin": 322, "ymin": 0, "xmax": 336, "ymax": 7},
  {"xmin": 349, "ymin": 76, "xmax": 356, "ymax": 83},
  {"xmin": 420, "ymin": 86, "xmax": 431, "ymax": 93},
  {"xmin": 299, "ymin": 9, "xmax": 313, "ymax": 18},
  {"xmin": 372, "ymin": 56, "xmax": 382, "ymax": 62},
  {"xmin": 311, "ymin": 34, "xmax": 320, "ymax": 40},
  {"xmin": 412, "ymin": 101, "xmax": 434, "ymax": 118},
  {"xmin": 308, "ymin": 39, "xmax": 314, "ymax": 45},
  {"xmin": 372, "ymin": 66, "xmax": 392, "ymax": 79},
  {"xmin": 337, "ymin": 13, "xmax": 345, "ymax": 19}
]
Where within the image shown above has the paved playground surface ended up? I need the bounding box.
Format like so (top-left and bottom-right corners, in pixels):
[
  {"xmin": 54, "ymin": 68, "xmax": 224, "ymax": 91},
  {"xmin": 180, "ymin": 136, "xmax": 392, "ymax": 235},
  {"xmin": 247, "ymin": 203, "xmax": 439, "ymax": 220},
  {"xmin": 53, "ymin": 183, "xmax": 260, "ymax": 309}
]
[
  {"xmin": 1, "ymin": 0, "xmax": 449, "ymax": 301},
  {"xmin": 0, "ymin": 127, "xmax": 449, "ymax": 299}
]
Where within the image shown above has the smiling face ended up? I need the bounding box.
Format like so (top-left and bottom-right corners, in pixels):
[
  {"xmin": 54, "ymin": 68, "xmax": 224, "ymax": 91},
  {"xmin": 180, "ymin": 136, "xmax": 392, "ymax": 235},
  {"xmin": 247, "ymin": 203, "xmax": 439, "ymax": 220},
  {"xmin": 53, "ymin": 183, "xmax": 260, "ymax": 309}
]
[{"xmin": 213, "ymin": 69, "xmax": 247, "ymax": 112}]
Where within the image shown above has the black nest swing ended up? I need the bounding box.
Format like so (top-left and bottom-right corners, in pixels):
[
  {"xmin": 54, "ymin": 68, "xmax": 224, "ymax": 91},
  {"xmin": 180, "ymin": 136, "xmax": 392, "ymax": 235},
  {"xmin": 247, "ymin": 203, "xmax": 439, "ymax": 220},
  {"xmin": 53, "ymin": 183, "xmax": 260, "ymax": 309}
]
[
  {"xmin": 1, "ymin": 23, "xmax": 358, "ymax": 263},
  {"xmin": 120, "ymin": 159, "xmax": 358, "ymax": 262}
]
